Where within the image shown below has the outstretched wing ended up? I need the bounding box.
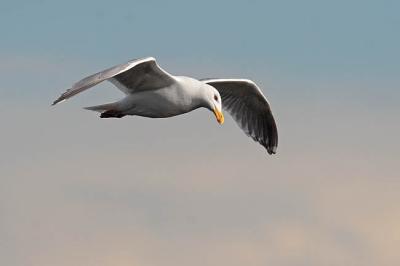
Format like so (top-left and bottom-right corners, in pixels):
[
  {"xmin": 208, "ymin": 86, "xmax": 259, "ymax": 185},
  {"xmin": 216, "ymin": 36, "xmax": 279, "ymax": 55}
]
[
  {"xmin": 202, "ymin": 78, "xmax": 278, "ymax": 154},
  {"xmin": 52, "ymin": 57, "xmax": 175, "ymax": 105}
]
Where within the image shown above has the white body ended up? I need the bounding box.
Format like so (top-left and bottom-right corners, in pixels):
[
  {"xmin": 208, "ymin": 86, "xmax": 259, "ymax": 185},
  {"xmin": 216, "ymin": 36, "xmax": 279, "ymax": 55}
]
[{"xmin": 117, "ymin": 76, "xmax": 207, "ymax": 118}]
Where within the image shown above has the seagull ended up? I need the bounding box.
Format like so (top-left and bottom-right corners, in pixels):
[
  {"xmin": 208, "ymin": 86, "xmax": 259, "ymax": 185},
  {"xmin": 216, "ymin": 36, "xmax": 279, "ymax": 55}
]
[{"xmin": 52, "ymin": 57, "xmax": 278, "ymax": 154}]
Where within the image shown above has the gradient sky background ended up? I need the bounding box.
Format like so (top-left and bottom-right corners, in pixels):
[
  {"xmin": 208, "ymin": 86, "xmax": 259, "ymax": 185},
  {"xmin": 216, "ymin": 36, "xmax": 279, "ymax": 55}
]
[{"xmin": 1, "ymin": 0, "xmax": 399, "ymax": 265}]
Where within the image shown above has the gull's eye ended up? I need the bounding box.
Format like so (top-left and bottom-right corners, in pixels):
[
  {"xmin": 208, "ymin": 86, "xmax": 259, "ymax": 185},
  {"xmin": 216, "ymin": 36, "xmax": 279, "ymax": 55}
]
[{"xmin": 214, "ymin": 95, "xmax": 218, "ymax": 101}]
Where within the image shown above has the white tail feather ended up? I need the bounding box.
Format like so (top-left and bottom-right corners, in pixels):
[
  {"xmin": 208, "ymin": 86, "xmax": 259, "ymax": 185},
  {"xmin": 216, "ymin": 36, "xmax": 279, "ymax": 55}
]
[{"xmin": 84, "ymin": 102, "xmax": 119, "ymax": 112}]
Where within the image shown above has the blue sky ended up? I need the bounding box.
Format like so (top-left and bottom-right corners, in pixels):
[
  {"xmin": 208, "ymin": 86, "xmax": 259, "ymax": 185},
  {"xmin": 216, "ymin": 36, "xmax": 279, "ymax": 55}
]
[
  {"xmin": 2, "ymin": 0, "xmax": 399, "ymax": 76},
  {"xmin": 1, "ymin": 1, "xmax": 399, "ymax": 266}
]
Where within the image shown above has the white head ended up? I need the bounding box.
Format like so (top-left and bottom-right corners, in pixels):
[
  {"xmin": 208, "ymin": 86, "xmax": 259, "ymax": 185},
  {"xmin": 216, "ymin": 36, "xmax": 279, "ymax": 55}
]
[{"xmin": 201, "ymin": 83, "xmax": 224, "ymax": 124}]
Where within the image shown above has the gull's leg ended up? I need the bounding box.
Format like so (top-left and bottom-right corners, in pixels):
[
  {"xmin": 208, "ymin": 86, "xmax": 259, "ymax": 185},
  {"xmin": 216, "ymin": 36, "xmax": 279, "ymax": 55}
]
[{"xmin": 100, "ymin": 110, "xmax": 126, "ymax": 118}]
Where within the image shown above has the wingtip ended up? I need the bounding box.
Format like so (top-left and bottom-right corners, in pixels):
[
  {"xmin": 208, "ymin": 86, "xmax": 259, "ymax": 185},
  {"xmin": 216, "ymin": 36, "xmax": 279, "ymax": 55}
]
[
  {"xmin": 51, "ymin": 98, "xmax": 65, "ymax": 106},
  {"xmin": 267, "ymin": 145, "xmax": 277, "ymax": 155}
]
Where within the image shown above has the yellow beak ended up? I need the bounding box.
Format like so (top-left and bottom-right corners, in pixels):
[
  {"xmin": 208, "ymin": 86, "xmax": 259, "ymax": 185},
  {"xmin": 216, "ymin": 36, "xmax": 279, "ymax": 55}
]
[{"xmin": 213, "ymin": 107, "xmax": 224, "ymax": 124}]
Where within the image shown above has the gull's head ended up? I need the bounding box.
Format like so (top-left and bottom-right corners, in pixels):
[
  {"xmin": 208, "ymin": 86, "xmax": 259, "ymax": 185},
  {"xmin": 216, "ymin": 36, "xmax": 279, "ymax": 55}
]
[{"xmin": 202, "ymin": 84, "xmax": 224, "ymax": 125}]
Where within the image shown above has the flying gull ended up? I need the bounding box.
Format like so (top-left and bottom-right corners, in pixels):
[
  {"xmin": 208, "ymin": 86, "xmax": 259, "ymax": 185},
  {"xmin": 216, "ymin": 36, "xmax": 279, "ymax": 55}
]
[{"xmin": 52, "ymin": 57, "xmax": 278, "ymax": 154}]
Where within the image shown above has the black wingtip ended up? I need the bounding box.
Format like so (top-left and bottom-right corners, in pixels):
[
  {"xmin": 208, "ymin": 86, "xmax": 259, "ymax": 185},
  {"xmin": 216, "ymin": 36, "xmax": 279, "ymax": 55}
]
[
  {"xmin": 267, "ymin": 146, "xmax": 277, "ymax": 155},
  {"xmin": 51, "ymin": 97, "xmax": 65, "ymax": 106}
]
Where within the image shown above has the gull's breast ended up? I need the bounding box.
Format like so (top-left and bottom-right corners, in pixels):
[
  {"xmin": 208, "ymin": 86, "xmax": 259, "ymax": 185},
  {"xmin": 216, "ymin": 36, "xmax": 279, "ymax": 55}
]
[{"xmin": 123, "ymin": 84, "xmax": 199, "ymax": 118}]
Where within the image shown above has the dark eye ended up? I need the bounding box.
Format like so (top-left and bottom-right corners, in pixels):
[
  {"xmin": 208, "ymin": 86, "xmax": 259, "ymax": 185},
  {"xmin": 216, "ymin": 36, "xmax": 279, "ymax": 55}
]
[{"xmin": 214, "ymin": 95, "xmax": 218, "ymax": 101}]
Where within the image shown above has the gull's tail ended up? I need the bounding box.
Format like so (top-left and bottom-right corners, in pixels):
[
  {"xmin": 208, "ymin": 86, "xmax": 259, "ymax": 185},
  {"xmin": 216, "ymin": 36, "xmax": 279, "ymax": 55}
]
[
  {"xmin": 84, "ymin": 102, "xmax": 119, "ymax": 112},
  {"xmin": 84, "ymin": 102, "xmax": 125, "ymax": 118}
]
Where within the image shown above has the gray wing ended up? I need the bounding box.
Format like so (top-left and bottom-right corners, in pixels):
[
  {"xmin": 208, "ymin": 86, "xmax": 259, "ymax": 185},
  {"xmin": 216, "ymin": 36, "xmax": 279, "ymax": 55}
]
[
  {"xmin": 201, "ymin": 78, "xmax": 278, "ymax": 154},
  {"xmin": 52, "ymin": 57, "xmax": 175, "ymax": 105}
]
